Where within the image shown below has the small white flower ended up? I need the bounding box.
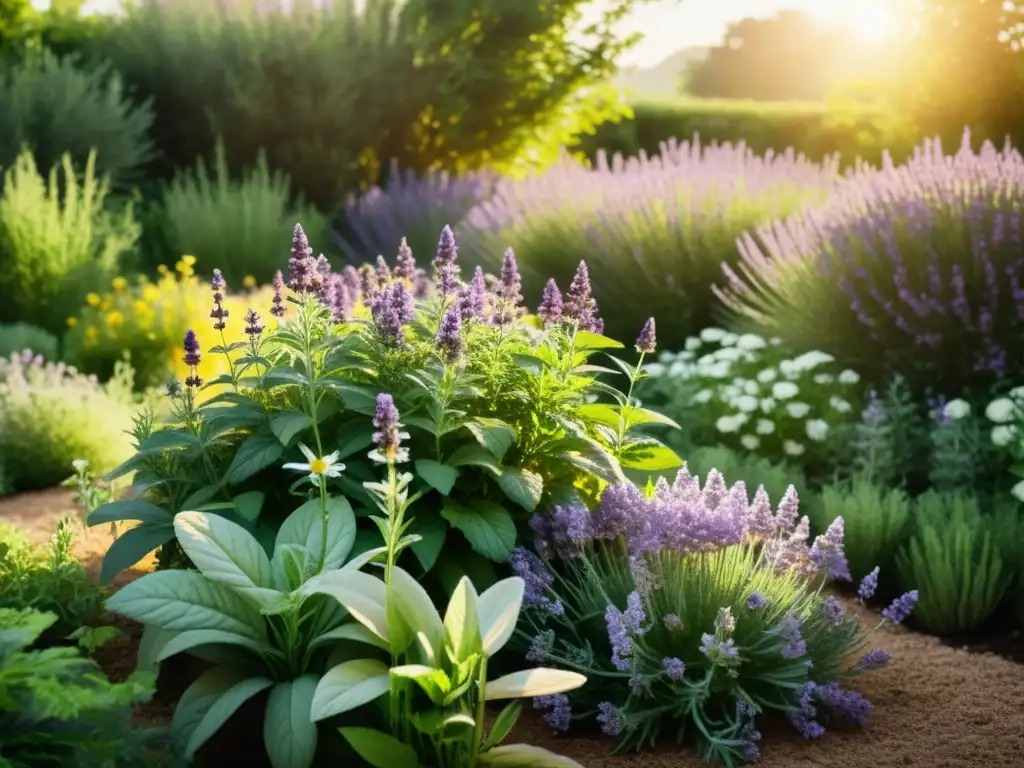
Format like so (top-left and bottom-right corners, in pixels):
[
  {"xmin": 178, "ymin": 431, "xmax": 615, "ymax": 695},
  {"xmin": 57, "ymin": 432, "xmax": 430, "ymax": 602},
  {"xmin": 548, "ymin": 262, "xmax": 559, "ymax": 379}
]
[
  {"xmin": 723, "ymin": 385, "xmax": 741, "ymax": 400},
  {"xmin": 734, "ymin": 394, "xmax": 759, "ymax": 413},
  {"xmin": 685, "ymin": 337, "xmax": 702, "ymax": 351},
  {"xmin": 791, "ymin": 351, "xmax": 835, "ymax": 371},
  {"xmin": 720, "ymin": 332, "xmax": 738, "ymax": 346},
  {"xmin": 283, "ymin": 443, "xmax": 345, "ymax": 480},
  {"xmin": 705, "ymin": 361, "xmax": 732, "ymax": 379},
  {"xmin": 769, "ymin": 337, "xmax": 782, "ymax": 345},
  {"xmin": 736, "ymin": 333, "xmax": 767, "ymax": 350},
  {"xmin": 697, "ymin": 353, "xmax": 716, "ymax": 366},
  {"xmin": 942, "ymin": 398, "xmax": 972, "ymax": 421},
  {"xmin": 645, "ymin": 363, "xmax": 666, "ymax": 377},
  {"xmin": 1011, "ymin": 386, "xmax": 1024, "ymax": 400},
  {"xmin": 743, "ymin": 380, "xmax": 760, "ymax": 396},
  {"xmin": 760, "ymin": 397, "xmax": 776, "ymax": 413},
  {"xmin": 668, "ymin": 361, "xmax": 689, "ymax": 378},
  {"xmin": 1012, "ymin": 479, "xmax": 1024, "ymax": 503},
  {"xmin": 715, "ymin": 347, "xmax": 744, "ymax": 362},
  {"xmin": 678, "ymin": 351, "xmax": 694, "ymax": 361},
  {"xmin": 813, "ymin": 373, "xmax": 834, "ymax": 385},
  {"xmin": 72, "ymin": 458, "xmax": 89, "ymax": 472},
  {"xmin": 755, "ymin": 419, "xmax": 775, "ymax": 435},
  {"xmin": 991, "ymin": 424, "xmax": 1018, "ymax": 447},
  {"xmin": 700, "ymin": 327, "xmax": 727, "ymax": 343},
  {"xmin": 658, "ymin": 351, "xmax": 676, "ymax": 364},
  {"xmin": 756, "ymin": 368, "xmax": 778, "ymax": 383},
  {"xmin": 772, "ymin": 381, "xmax": 800, "ymax": 399},
  {"xmin": 779, "ymin": 360, "xmax": 800, "ymax": 379},
  {"xmin": 716, "ymin": 414, "xmax": 745, "ymax": 433},
  {"xmin": 805, "ymin": 419, "xmax": 830, "ymax": 441},
  {"xmin": 693, "ymin": 389, "xmax": 714, "ymax": 404},
  {"xmin": 740, "ymin": 434, "xmax": 761, "ymax": 450},
  {"xmin": 829, "ymin": 396, "xmax": 852, "ymax": 413},
  {"xmin": 783, "ymin": 440, "xmax": 805, "ymax": 457},
  {"xmin": 785, "ymin": 402, "xmax": 811, "ymax": 418},
  {"xmin": 986, "ymin": 397, "xmax": 1019, "ymax": 424},
  {"xmin": 838, "ymin": 369, "xmax": 860, "ymax": 385}
]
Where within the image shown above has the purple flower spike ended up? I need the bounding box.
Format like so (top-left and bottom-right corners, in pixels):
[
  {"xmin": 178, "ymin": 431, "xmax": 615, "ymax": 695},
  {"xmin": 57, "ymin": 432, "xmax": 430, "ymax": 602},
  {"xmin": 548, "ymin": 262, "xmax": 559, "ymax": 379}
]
[
  {"xmin": 857, "ymin": 649, "xmax": 891, "ymax": 670},
  {"xmin": 809, "ymin": 517, "xmax": 852, "ymax": 582},
  {"xmin": 882, "ymin": 590, "xmax": 919, "ymax": 625},
  {"xmin": 394, "ymin": 237, "xmax": 416, "ymax": 280},
  {"xmin": 435, "ymin": 305, "xmax": 462, "ymax": 363},
  {"xmin": 375, "ymin": 254, "xmax": 391, "ymax": 283},
  {"xmin": 596, "ymin": 702, "xmax": 624, "ymax": 737},
  {"xmin": 433, "ymin": 225, "xmax": 461, "ymax": 293},
  {"xmin": 288, "ymin": 223, "xmax": 322, "ymax": 295},
  {"xmin": 243, "ymin": 308, "xmax": 264, "ymax": 339},
  {"xmin": 210, "ymin": 269, "xmax": 229, "ymax": 330},
  {"xmin": 371, "ymin": 393, "xmax": 408, "ymax": 464},
  {"xmin": 499, "ymin": 247, "xmax": 523, "ymax": 306},
  {"xmin": 534, "ymin": 694, "xmax": 572, "ymax": 732},
  {"xmin": 565, "ymin": 260, "xmax": 603, "ymax": 333},
  {"xmin": 858, "ymin": 566, "xmax": 880, "ymax": 602},
  {"xmin": 746, "ymin": 592, "xmax": 767, "ymax": 610},
  {"xmin": 371, "ymin": 281, "xmax": 414, "ymax": 347},
  {"xmin": 635, "ymin": 317, "xmax": 656, "ymax": 354},
  {"xmin": 182, "ymin": 330, "xmax": 202, "ymax": 388},
  {"xmin": 458, "ymin": 266, "xmax": 486, "ymax": 321},
  {"xmin": 342, "ymin": 265, "xmax": 360, "ymax": 296},
  {"xmin": 538, "ymin": 278, "xmax": 563, "ymax": 324},
  {"xmin": 270, "ymin": 270, "xmax": 286, "ymax": 317},
  {"xmin": 662, "ymin": 657, "xmax": 686, "ymax": 681}
]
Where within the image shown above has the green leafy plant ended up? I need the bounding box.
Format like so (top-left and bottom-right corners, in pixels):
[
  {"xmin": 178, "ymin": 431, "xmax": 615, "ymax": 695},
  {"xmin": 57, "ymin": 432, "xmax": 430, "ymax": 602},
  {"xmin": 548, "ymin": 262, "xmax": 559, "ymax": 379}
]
[
  {"xmin": 849, "ymin": 376, "xmax": 924, "ymax": 490},
  {"xmin": 0, "ymin": 149, "xmax": 139, "ymax": 334},
  {"xmin": 0, "ymin": 351, "xmax": 137, "ymax": 493},
  {"xmin": 162, "ymin": 140, "xmax": 325, "ymax": 284},
  {"xmin": 0, "ymin": 322, "xmax": 59, "ymax": 362},
  {"xmin": 61, "ymin": 458, "xmax": 115, "ymax": 523},
  {"xmin": 925, "ymin": 397, "xmax": 983, "ymax": 493},
  {"xmin": 88, "ymin": 225, "xmax": 680, "ymax": 593},
  {"xmin": 511, "ymin": 469, "xmax": 918, "ymax": 765},
  {"xmin": 984, "ymin": 387, "xmax": 1024, "ymax": 504},
  {"xmin": 0, "ymin": 518, "xmax": 106, "ymax": 644},
  {"xmin": 812, "ymin": 478, "xmax": 910, "ymax": 588},
  {"xmin": 106, "ymin": 502, "xmax": 384, "ymax": 768},
  {"xmin": 895, "ymin": 490, "xmax": 1010, "ymax": 636},
  {"xmin": 0, "ymin": 606, "xmax": 165, "ymax": 768}
]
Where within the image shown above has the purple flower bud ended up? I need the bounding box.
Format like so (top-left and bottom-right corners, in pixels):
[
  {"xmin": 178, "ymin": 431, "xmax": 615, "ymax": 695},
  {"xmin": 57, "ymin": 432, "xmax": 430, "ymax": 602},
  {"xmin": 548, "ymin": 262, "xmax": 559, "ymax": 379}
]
[
  {"xmin": 322, "ymin": 273, "xmax": 353, "ymax": 321},
  {"xmin": 857, "ymin": 649, "xmax": 891, "ymax": 670},
  {"xmin": 537, "ymin": 278, "xmax": 563, "ymax": 324},
  {"xmin": 635, "ymin": 317, "xmax": 656, "ymax": 354},
  {"xmin": 746, "ymin": 592, "xmax": 767, "ymax": 610},
  {"xmin": 597, "ymin": 702, "xmax": 624, "ymax": 737},
  {"xmin": 458, "ymin": 266, "xmax": 486, "ymax": 321},
  {"xmin": 370, "ymin": 281, "xmax": 414, "ymax": 347},
  {"xmin": 270, "ymin": 270, "xmax": 286, "ymax": 317},
  {"xmin": 375, "ymin": 254, "xmax": 391, "ymax": 283},
  {"xmin": 433, "ymin": 225, "xmax": 461, "ymax": 293},
  {"xmin": 508, "ymin": 547, "xmax": 563, "ymax": 616},
  {"xmin": 435, "ymin": 305, "xmax": 462, "ymax": 363},
  {"xmin": 358, "ymin": 264, "xmax": 379, "ymax": 300},
  {"xmin": 858, "ymin": 566, "xmax": 880, "ymax": 602},
  {"xmin": 820, "ymin": 595, "xmax": 844, "ymax": 623},
  {"xmin": 882, "ymin": 590, "xmax": 918, "ymax": 625},
  {"xmin": 182, "ymin": 330, "xmax": 202, "ymax": 388},
  {"xmin": 243, "ymin": 308, "xmax": 264, "ymax": 339},
  {"xmin": 288, "ymin": 223, "xmax": 323, "ymax": 295},
  {"xmin": 809, "ymin": 517, "xmax": 852, "ymax": 582},
  {"xmin": 342, "ymin": 265, "xmax": 360, "ymax": 296},
  {"xmin": 499, "ymin": 247, "xmax": 523, "ymax": 306},
  {"xmin": 564, "ymin": 260, "xmax": 603, "ymax": 333},
  {"xmin": 210, "ymin": 268, "xmax": 229, "ymax": 330},
  {"xmin": 210, "ymin": 269, "xmax": 225, "ymax": 291},
  {"xmin": 662, "ymin": 657, "xmax": 686, "ymax": 681},
  {"xmin": 533, "ymin": 694, "xmax": 572, "ymax": 732},
  {"xmin": 394, "ymin": 237, "xmax": 416, "ymax": 280},
  {"xmin": 372, "ymin": 393, "xmax": 406, "ymax": 463}
]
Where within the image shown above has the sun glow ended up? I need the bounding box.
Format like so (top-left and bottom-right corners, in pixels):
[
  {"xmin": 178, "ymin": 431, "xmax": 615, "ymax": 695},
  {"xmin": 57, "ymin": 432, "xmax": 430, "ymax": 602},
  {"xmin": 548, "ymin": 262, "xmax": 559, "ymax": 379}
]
[{"xmin": 849, "ymin": 4, "xmax": 896, "ymax": 41}]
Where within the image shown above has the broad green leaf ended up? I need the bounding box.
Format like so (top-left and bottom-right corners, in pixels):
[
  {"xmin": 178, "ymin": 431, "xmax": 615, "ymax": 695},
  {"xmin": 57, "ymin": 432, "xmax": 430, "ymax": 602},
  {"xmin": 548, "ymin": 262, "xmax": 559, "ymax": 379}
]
[
  {"xmin": 272, "ymin": 544, "xmax": 317, "ymax": 593},
  {"xmin": 619, "ymin": 438, "xmax": 684, "ymax": 472},
  {"xmin": 477, "ymin": 578, "xmax": 525, "ymax": 656},
  {"xmin": 275, "ymin": 496, "xmax": 357, "ymax": 572},
  {"xmin": 496, "ymin": 469, "xmax": 543, "ymax": 512},
  {"xmin": 310, "ymin": 659, "xmax": 389, "ymax": 721},
  {"xmin": 233, "ymin": 491, "xmax": 266, "ymax": 523},
  {"xmin": 388, "ymin": 566, "xmax": 444, "ymax": 662},
  {"xmin": 574, "ymin": 331, "xmax": 623, "ymax": 350},
  {"xmin": 174, "ymin": 511, "xmax": 278, "ymax": 607},
  {"xmin": 477, "ymin": 744, "xmax": 585, "ymax": 767},
  {"xmin": 414, "ymin": 459, "xmax": 460, "ymax": 495},
  {"xmin": 185, "ymin": 676, "xmax": 274, "ymax": 758},
  {"xmin": 262, "ymin": 367, "xmax": 308, "ymax": 387},
  {"xmin": 264, "ymin": 676, "xmax": 319, "ymax": 768},
  {"xmin": 335, "ymin": 422, "xmax": 375, "ymax": 459},
  {"xmin": 441, "ymin": 503, "xmax": 516, "ymax": 562},
  {"xmin": 482, "ymin": 701, "xmax": 522, "ymax": 751},
  {"xmin": 409, "ymin": 710, "xmax": 475, "ymax": 737},
  {"xmin": 136, "ymin": 625, "xmax": 176, "ymax": 671},
  {"xmin": 99, "ymin": 522, "xmax": 174, "ymax": 584},
  {"xmin": 338, "ymin": 727, "xmax": 420, "ymax": 768},
  {"xmin": 87, "ymin": 499, "xmax": 173, "ymax": 527},
  {"xmin": 573, "ymin": 403, "xmax": 623, "ymax": 430},
  {"xmin": 181, "ymin": 485, "xmax": 222, "ymax": 512},
  {"xmin": 224, "ymin": 431, "xmax": 284, "ymax": 485},
  {"xmin": 622, "ymin": 405, "xmax": 681, "ymax": 430},
  {"xmin": 465, "ymin": 419, "xmax": 516, "ymax": 461},
  {"xmin": 408, "ymin": 514, "xmax": 447, "ymax": 572},
  {"xmin": 436, "ymin": 552, "xmax": 498, "ymax": 596},
  {"xmin": 300, "ymin": 570, "xmax": 389, "ymax": 643},
  {"xmin": 445, "ymin": 443, "xmax": 503, "ymax": 475},
  {"xmin": 309, "ymin": 622, "xmax": 391, "ymax": 654},
  {"xmin": 107, "ymin": 569, "xmax": 267, "ymax": 641},
  {"xmin": 156, "ymin": 628, "xmax": 269, "ymax": 663},
  {"xmin": 484, "ymin": 669, "xmax": 587, "ymax": 701},
  {"xmin": 171, "ymin": 667, "xmax": 250, "ymax": 760},
  {"xmin": 389, "ymin": 664, "xmax": 451, "ymax": 705},
  {"xmin": 270, "ymin": 412, "xmax": 314, "ymax": 446},
  {"xmin": 444, "ymin": 577, "xmax": 482, "ymax": 663}
]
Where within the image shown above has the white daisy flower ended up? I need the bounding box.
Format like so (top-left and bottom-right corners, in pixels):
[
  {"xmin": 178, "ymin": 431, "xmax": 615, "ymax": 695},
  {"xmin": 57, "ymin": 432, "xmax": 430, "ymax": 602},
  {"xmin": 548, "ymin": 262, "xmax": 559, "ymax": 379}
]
[
  {"xmin": 700, "ymin": 328, "xmax": 728, "ymax": 343},
  {"xmin": 736, "ymin": 334, "xmax": 767, "ymax": 351},
  {"xmin": 813, "ymin": 373, "xmax": 834, "ymax": 385},
  {"xmin": 785, "ymin": 402, "xmax": 811, "ymax": 418},
  {"xmin": 693, "ymin": 389, "xmax": 714, "ymax": 404},
  {"xmin": 991, "ymin": 424, "xmax": 1018, "ymax": 447},
  {"xmin": 838, "ymin": 369, "xmax": 860, "ymax": 385},
  {"xmin": 734, "ymin": 395, "xmax": 759, "ymax": 413},
  {"xmin": 740, "ymin": 434, "xmax": 761, "ymax": 450},
  {"xmin": 783, "ymin": 440, "xmax": 805, "ymax": 457},
  {"xmin": 986, "ymin": 397, "xmax": 1019, "ymax": 424},
  {"xmin": 805, "ymin": 419, "xmax": 830, "ymax": 441},
  {"xmin": 829, "ymin": 396, "xmax": 852, "ymax": 413},
  {"xmin": 772, "ymin": 381, "xmax": 800, "ymax": 399},
  {"xmin": 283, "ymin": 443, "xmax": 345, "ymax": 480},
  {"xmin": 942, "ymin": 399, "xmax": 971, "ymax": 421},
  {"xmin": 755, "ymin": 419, "xmax": 775, "ymax": 435},
  {"xmin": 685, "ymin": 337, "xmax": 702, "ymax": 351},
  {"xmin": 756, "ymin": 368, "xmax": 778, "ymax": 383}
]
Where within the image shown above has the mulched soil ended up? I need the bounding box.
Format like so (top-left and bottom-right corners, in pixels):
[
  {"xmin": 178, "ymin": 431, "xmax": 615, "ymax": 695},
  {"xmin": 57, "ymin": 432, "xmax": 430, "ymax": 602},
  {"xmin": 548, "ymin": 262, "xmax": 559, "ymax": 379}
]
[{"xmin": 5, "ymin": 488, "xmax": 1024, "ymax": 767}]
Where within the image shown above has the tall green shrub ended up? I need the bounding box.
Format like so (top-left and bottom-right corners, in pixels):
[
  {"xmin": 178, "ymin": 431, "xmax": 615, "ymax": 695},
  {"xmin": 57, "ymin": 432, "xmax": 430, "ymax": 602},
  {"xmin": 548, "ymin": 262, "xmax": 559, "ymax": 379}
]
[{"xmin": 0, "ymin": 150, "xmax": 138, "ymax": 333}]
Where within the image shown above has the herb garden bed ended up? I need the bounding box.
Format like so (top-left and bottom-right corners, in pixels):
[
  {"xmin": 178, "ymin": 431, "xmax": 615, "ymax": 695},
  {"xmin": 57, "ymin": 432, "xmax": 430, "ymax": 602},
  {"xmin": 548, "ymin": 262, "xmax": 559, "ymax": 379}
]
[{"xmin": 4, "ymin": 491, "xmax": 1023, "ymax": 768}]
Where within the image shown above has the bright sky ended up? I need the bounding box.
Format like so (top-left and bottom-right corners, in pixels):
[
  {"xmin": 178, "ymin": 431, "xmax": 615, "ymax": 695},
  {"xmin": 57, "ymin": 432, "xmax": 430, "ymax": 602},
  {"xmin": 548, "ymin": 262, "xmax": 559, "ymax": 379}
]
[{"xmin": 33, "ymin": 0, "xmax": 897, "ymax": 69}]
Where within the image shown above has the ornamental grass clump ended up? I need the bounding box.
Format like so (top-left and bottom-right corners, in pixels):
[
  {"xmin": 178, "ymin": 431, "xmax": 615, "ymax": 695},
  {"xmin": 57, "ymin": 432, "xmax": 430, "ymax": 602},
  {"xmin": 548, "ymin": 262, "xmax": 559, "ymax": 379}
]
[
  {"xmin": 460, "ymin": 138, "xmax": 838, "ymax": 349},
  {"xmin": 89, "ymin": 223, "xmax": 681, "ymax": 600},
  {"xmin": 511, "ymin": 470, "xmax": 918, "ymax": 766},
  {"xmin": 718, "ymin": 128, "xmax": 1024, "ymax": 394}
]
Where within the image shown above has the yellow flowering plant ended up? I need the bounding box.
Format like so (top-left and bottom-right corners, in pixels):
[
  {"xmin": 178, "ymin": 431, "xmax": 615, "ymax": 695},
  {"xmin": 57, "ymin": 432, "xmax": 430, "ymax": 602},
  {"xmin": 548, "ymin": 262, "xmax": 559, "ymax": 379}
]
[{"xmin": 64, "ymin": 256, "xmax": 269, "ymax": 393}]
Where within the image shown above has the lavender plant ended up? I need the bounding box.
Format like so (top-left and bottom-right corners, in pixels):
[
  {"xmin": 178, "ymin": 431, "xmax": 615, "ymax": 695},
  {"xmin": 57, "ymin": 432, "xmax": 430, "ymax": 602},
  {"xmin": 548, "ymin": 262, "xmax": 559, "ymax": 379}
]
[
  {"xmin": 638, "ymin": 328, "xmax": 863, "ymax": 480},
  {"xmin": 718, "ymin": 129, "xmax": 1024, "ymax": 394},
  {"xmin": 88, "ymin": 224, "xmax": 680, "ymax": 598},
  {"xmin": 512, "ymin": 470, "xmax": 917, "ymax": 765},
  {"xmin": 459, "ymin": 139, "xmax": 837, "ymax": 349}
]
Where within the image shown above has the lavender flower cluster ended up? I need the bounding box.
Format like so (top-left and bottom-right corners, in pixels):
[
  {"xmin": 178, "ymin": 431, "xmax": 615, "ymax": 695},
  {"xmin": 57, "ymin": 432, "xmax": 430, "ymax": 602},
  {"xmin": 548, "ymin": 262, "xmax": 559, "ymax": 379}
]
[{"xmin": 720, "ymin": 128, "xmax": 1024, "ymax": 389}]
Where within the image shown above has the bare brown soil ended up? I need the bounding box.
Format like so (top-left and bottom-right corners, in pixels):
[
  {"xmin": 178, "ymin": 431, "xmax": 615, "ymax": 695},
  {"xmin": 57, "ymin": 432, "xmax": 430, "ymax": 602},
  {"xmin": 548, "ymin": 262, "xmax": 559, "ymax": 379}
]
[{"xmin": 4, "ymin": 489, "xmax": 1024, "ymax": 767}]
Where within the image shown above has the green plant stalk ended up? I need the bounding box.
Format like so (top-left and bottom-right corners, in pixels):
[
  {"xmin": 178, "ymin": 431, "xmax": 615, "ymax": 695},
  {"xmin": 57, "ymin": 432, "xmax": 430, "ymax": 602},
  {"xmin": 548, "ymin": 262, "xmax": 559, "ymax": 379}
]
[
  {"xmin": 615, "ymin": 350, "xmax": 648, "ymax": 454},
  {"xmin": 470, "ymin": 654, "xmax": 488, "ymax": 765},
  {"xmin": 296, "ymin": 303, "xmax": 329, "ymax": 571}
]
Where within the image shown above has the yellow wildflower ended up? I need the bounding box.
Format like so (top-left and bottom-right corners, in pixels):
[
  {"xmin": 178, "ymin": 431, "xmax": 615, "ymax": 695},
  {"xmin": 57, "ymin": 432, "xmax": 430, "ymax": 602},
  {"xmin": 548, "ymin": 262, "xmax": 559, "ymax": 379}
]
[
  {"xmin": 84, "ymin": 326, "xmax": 99, "ymax": 344},
  {"xmin": 105, "ymin": 311, "xmax": 125, "ymax": 329},
  {"xmin": 157, "ymin": 264, "xmax": 169, "ymax": 275},
  {"xmin": 243, "ymin": 275, "xmax": 257, "ymax": 289},
  {"xmin": 86, "ymin": 292, "xmax": 101, "ymax": 307},
  {"xmin": 142, "ymin": 284, "xmax": 160, "ymax": 302},
  {"xmin": 66, "ymin": 316, "xmax": 79, "ymax": 328},
  {"xmin": 111, "ymin": 276, "xmax": 128, "ymax": 292},
  {"xmin": 131, "ymin": 299, "xmax": 150, "ymax": 317}
]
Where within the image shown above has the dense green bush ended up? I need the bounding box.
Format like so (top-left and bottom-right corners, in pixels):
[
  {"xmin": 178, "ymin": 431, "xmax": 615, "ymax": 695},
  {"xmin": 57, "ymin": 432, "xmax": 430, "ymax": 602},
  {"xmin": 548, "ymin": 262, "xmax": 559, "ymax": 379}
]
[
  {"xmin": 162, "ymin": 141, "xmax": 323, "ymax": 283},
  {"xmin": 0, "ymin": 322, "xmax": 59, "ymax": 361},
  {"xmin": 0, "ymin": 149, "xmax": 139, "ymax": 334},
  {"xmin": 0, "ymin": 351, "xmax": 137, "ymax": 493},
  {"xmin": 0, "ymin": 50, "xmax": 155, "ymax": 192}
]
